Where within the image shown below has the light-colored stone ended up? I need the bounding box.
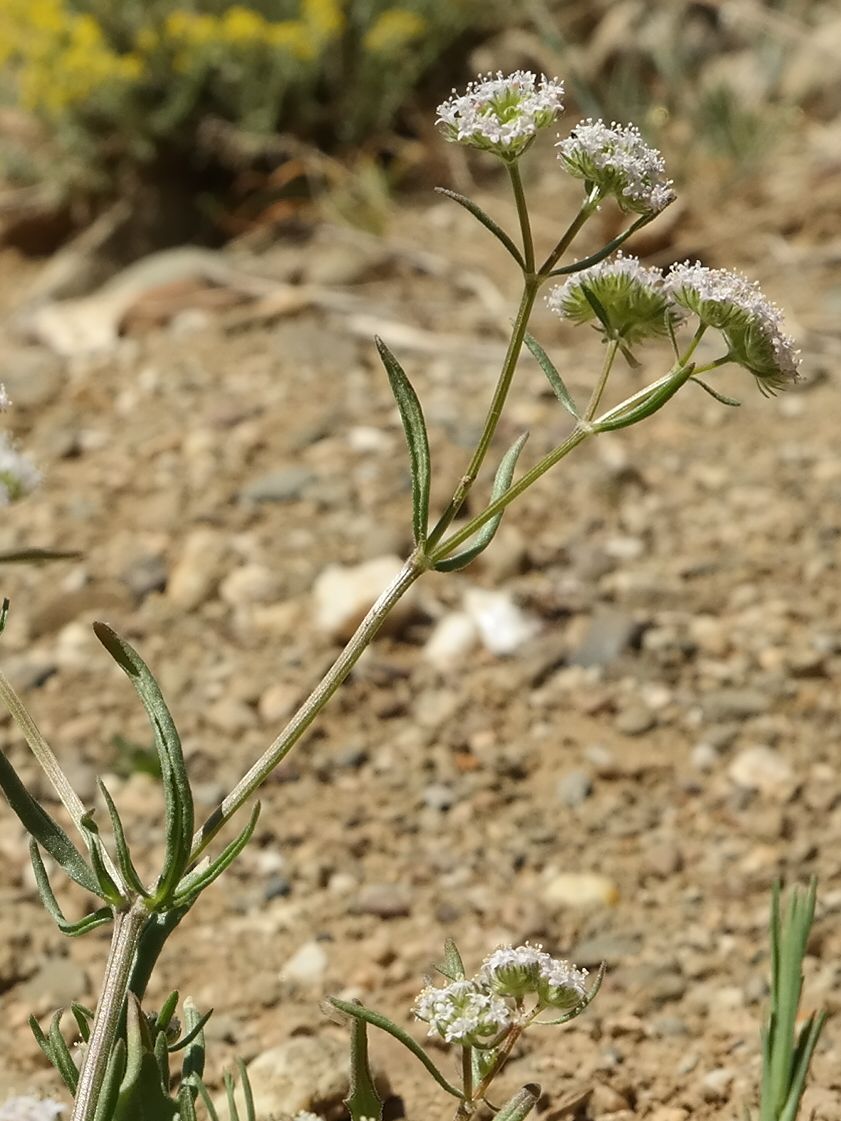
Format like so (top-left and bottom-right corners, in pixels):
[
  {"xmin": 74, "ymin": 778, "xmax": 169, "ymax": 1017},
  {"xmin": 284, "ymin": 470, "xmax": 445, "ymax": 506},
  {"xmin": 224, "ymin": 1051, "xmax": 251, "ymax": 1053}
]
[
  {"xmin": 422, "ymin": 611, "xmax": 478, "ymax": 670},
  {"xmin": 728, "ymin": 746, "xmax": 793, "ymax": 796},
  {"xmin": 541, "ymin": 872, "xmax": 619, "ymax": 910},
  {"xmin": 168, "ymin": 529, "xmax": 227, "ymax": 610},
  {"xmin": 280, "ymin": 940, "xmax": 329, "ymax": 986},
  {"xmin": 313, "ymin": 555, "xmax": 417, "ymax": 643},
  {"xmin": 258, "ymin": 682, "xmax": 299, "ymax": 724},
  {"xmin": 219, "ymin": 563, "xmax": 279, "ymax": 606},
  {"xmin": 463, "ymin": 587, "xmax": 540, "ymax": 655}
]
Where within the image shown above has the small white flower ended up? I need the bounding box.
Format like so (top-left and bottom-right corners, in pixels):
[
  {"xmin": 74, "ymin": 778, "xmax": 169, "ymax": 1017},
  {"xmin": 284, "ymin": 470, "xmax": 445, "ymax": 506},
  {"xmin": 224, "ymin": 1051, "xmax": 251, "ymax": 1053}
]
[
  {"xmin": 436, "ymin": 71, "xmax": 564, "ymax": 158},
  {"xmin": 537, "ymin": 957, "xmax": 589, "ymax": 1010},
  {"xmin": 557, "ymin": 119, "xmax": 674, "ymax": 214},
  {"xmin": 480, "ymin": 943, "xmax": 550, "ymax": 997},
  {"xmin": 0, "ymin": 385, "xmax": 10, "ymax": 411},
  {"xmin": 0, "ymin": 432, "xmax": 40, "ymax": 503},
  {"xmin": 413, "ymin": 978, "xmax": 511, "ymax": 1045},
  {"xmin": 666, "ymin": 260, "xmax": 800, "ymax": 389},
  {"xmin": 548, "ymin": 253, "xmax": 672, "ymax": 344}
]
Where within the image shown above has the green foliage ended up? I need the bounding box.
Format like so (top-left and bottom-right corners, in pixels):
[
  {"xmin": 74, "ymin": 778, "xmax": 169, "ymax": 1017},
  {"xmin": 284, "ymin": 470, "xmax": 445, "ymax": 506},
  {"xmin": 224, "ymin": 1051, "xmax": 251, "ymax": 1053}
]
[{"xmin": 0, "ymin": 0, "xmax": 509, "ymax": 202}]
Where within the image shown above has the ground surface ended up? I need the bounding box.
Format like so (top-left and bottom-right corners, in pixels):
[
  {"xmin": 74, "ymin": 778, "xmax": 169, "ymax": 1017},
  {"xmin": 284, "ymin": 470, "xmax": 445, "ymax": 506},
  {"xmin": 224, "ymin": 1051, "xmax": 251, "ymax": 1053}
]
[{"xmin": 0, "ymin": 121, "xmax": 840, "ymax": 1121}]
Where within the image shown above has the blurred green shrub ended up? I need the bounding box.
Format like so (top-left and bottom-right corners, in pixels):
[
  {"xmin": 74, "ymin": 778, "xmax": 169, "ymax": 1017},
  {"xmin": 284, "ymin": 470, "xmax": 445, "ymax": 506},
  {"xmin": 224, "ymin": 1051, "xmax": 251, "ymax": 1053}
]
[{"xmin": 0, "ymin": 0, "xmax": 504, "ymax": 202}]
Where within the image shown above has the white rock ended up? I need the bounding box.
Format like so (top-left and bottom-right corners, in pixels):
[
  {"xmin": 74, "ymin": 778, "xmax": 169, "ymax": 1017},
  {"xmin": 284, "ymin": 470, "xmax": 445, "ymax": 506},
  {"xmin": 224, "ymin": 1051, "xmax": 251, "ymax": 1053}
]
[
  {"xmin": 423, "ymin": 612, "xmax": 478, "ymax": 670},
  {"xmin": 0, "ymin": 1098, "xmax": 65, "ymax": 1121},
  {"xmin": 541, "ymin": 871, "xmax": 619, "ymax": 909},
  {"xmin": 280, "ymin": 940, "xmax": 329, "ymax": 986},
  {"xmin": 313, "ymin": 555, "xmax": 416, "ymax": 643},
  {"xmin": 219, "ymin": 563, "xmax": 279, "ymax": 606},
  {"xmin": 463, "ymin": 587, "xmax": 540, "ymax": 655},
  {"xmin": 728, "ymin": 746, "xmax": 793, "ymax": 796},
  {"xmin": 258, "ymin": 681, "xmax": 298, "ymax": 724},
  {"xmin": 168, "ymin": 529, "xmax": 227, "ymax": 610}
]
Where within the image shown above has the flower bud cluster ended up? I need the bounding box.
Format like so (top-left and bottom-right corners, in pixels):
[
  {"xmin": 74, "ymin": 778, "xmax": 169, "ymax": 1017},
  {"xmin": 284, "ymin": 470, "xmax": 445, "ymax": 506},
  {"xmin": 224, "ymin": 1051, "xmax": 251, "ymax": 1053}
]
[
  {"xmin": 556, "ymin": 119, "xmax": 674, "ymax": 214},
  {"xmin": 436, "ymin": 71, "xmax": 565, "ymax": 159},
  {"xmin": 413, "ymin": 944, "xmax": 589, "ymax": 1045},
  {"xmin": 549, "ymin": 257, "xmax": 800, "ymax": 389}
]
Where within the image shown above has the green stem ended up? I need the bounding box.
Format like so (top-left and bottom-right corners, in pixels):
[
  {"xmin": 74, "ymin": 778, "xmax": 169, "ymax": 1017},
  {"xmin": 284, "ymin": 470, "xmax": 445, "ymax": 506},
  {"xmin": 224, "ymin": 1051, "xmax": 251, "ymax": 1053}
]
[
  {"xmin": 70, "ymin": 902, "xmax": 147, "ymax": 1121},
  {"xmin": 191, "ymin": 555, "xmax": 424, "ymax": 860},
  {"xmin": 584, "ymin": 339, "xmax": 620, "ymax": 421},
  {"xmin": 538, "ymin": 192, "xmax": 598, "ymax": 276},
  {"xmin": 432, "ymin": 426, "xmax": 590, "ymax": 562},
  {"xmin": 426, "ymin": 277, "xmax": 539, "ymax": 548},
  {"xmin": 459, "ymin": 1046, "xmax": 473, "ymax": 1115},
  {"xmin": 507, "ymin": 161, "xmax": 534, "ymax": 274}
]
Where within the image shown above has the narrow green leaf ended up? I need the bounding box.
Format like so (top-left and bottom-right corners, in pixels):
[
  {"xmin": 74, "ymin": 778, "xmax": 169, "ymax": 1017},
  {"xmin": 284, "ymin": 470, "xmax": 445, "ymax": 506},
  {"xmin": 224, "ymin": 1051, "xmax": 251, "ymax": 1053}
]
[
  {"xmin": 524, "ymin": 333, "xmax": 580, "ymax": 419},
  {"xmin": 179, "ymin": 1084, "xmax": 199, "ymax": 1121},
  {"xmin": 580, "ymin": 284, "xmax": 612, "ymax": 333},
  {"xmin": 224, "ymin": 1072, "xmax": 241, "ymax": 1121},
  {"xmin": 595, "ymin": 367, "xmax": 693, "ymax": 432},
  {"xmin": 99, "ymin": 779, "xmax": 149, "ymax": 898},
  {"xmin": 494, "ymin": 1084, "xmax": 541, "ymax": 1121},
  {"xmin": 689, "ymin": 377, "xmax": 741, "ymax": 407},
  {"xmin": 149, "ymin": 748, "xmax": 187, "ymax": 908},
  {"xmin": 29, "ymin": 840, "xmax": 112, "ymax": 937},
  {"xmin": 780, "ymin": 1011, "xmax": 827, "ymax": 1121},
  {"xmin": 0, "ymin": 598, "xmax": 9, "ymax": 635},
  {"xmin": 237, "ymin": 1058, "xmax": 256, "ymax": 1121},
  {"xmin": 93, "ymin": 1038, "xmax": 127, "ymax": 1121},
  {"xmin": 345, "ymin": 1003, "xmax": 383, "ymax": 1121},
  {"xmin": 71, "ymin": 1002, "xmax": 94, "ymax": 1044},
  {"xmin": 435, "ymin": 188, "xmax": 526, "ymax": 269},
  {"xmin": 0, "ymin": 751, "xmax": 99, "ymax": 894},
  {"xmin": 180, "ymin": 998, "xmax": 207, "ymax": 1085},
  {"xmin": 154, "ymin": 1029, "xmax": 170, "ymax": 1090},
  {"xmin": 375, "ymin": 337, "xmax": 431, "ymax": 546},
  {"xmin": 48, "ymin": 1010, "xmax": 79, "ymax": 1093},
  {"xmin": 437, "ymin": 937, "xmax": 466, "ymax": 982},
  {"xmin": 193, "ymin": 1078, "xmax": 220, "ymax": 1121},
  {"xmin": 330, "ymin": 997, "xmax": 462, "ymax": 1100},
  {"xmin": 29, "ymin": 1015, "xmax": 52, "ymax": 1064},
  {"xmin": 93, "ymin": 623, "xmax": 193, "ymax": 864},
  {"xmin": 546, "ymin": 212, "xmax": 654, "ymax": 278},
  {"xmin": 0, "ymin": 548, "xmax": 81, "ymax": 564},
  {"xmin": 434, "ymin": 433, "xmax": 528, "ymax": 573},
  {"xmin": 173, "ymin": 803, "xmax": 260, "ymax": 906},
  {"xmin": 169, "ymin": 1007, "xmax": 213, "ymax": 1053},
  {"xmin": 156, "ymin": 990, "xmax": 180, "ymax": 1035},
  {"xmin": 81, "ymin": 821, "xmax": 126, "ymax": 907}
]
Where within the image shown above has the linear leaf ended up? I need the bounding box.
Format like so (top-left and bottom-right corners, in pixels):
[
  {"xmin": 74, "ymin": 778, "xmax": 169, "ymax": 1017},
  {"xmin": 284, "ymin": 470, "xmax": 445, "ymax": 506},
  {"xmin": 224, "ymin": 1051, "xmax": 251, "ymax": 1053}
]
[
  {"xmin": 690, "ymin": 377, "xmax": 741, "ymax": 407},
  {"xmin": 434, "ymin": 432, "xmax": 528, "ymax": 572},
  {"xmin": 237, "ymin": 1058, "xmax": 256, "ymax": 1121},
  {"xmin": 580, "ymin": 284, "xmax": 612, "ymax": 333},
  {"xmin": 0, "ymin": 547, "xmax": 81, "ymax": 564},
  {"xmin": 224, "ymin": 1072, "xmax": 241, "ymax": 1121},
  {"xmin": 80, "ymin": 818, "xmax": 126, "ymax": 907},
  {"xmin": 29, "ymin": 840, "xmax": 112, "ymax": 937},
  {"xmin": 436, "ymin": 937, "xmax": 466, "ymax": 982},
  {"xmin": 524, "ymin": 333, "xmax": 580, "ymax": 419},
  {"xmin": 595, "ymin": 367, "xmax": 693, "ymax": 432},
  {"xmin": 169, "ymin": 1007, "xmax": 213, "ymax": 1053},
  {"xmin": 174, "ymin": 803, "xmax": 260, "ymax": 906},
  {"xmin": 180, "ymin": 997, "xmax": 207, "ymax": 1085},
  {"xmin": 0, "ymin": 750, "xmax": 98, "ymax": 894},
  {"xmin": 71, "ymin": 1002, "xmax": 94, "ymax": 1044},
  {"xmin": 0, "ymin": 597, "xmax": 8, "ymax": 635},
  {"xmin": 330, "ymin": 998, "xmax": 462, "ymax": 1100},
  {"xmin": 495, "ymin": 1084, "xmax": 541, "ymax": 1121},
  {"xmin": 193, "ymin": 1079, "xmax": 220, "ymax": 1121},
  {"xmin": 375, "ymin": 337, "xmax": 431, "ymax": 546},
  {"xmin": 48, "ymin": 1010, "xmax": 80, "ymax": 1093},
  {"xmin": 435, "ymin": 188, "xmax": 525, "ymax": 268},
  {"xmin": 179, "ymin": 1084, "xmax": 199, "ymax": 1121},
  {"xmin": 98, "ymin": 779, "xmax": 149, "ymax": 898},
  {"xmin": 93, "ymin": 623, "xmax": 193, "ymax": 863},
  {"xmin": 156, "ymin": 991, "xmax": 180, "ymax": 1035},
  {"xmin": 345, "ymin": 1004, "xmax": 383, "ymax": 1121},
  {"xmin": 547, "ymin": 212, "xmax": 654, "ymax": 278}
]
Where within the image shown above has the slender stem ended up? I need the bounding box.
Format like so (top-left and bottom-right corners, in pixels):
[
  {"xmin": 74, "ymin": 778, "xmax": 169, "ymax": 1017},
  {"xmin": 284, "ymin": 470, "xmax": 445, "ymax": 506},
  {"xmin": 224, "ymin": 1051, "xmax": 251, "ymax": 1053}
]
[
  {"xmin": 538, "ymin": 193, "xmax": 598, "ymax": 277},
  {"xmin": 506, "ymin": 162, "xmax": 534, "ymax": 274},
  {"xmin": 426, "ymin": 279, "xmax": 538, "ymax": 548},
  {"xmin": 191, "ymin": 556, "xmax": 424, "ymax": 860},
  {"xmin": 432, "ymin": 427, "xmax": 590, "ymax": 562},
  {"xmin": 459, "ymin": 1046, "xmax": 473, "ymax": 1115},
  {"xmin": 71, "ymin": 902, "xmax": 147, "ymax": 1121},
  {"xmin": 584, "ymin": 339, "xmax": 620, "ymax": 421},
  {"xmin": 0, "ymin": 671, "xmax": 124, "ymax": 891}
]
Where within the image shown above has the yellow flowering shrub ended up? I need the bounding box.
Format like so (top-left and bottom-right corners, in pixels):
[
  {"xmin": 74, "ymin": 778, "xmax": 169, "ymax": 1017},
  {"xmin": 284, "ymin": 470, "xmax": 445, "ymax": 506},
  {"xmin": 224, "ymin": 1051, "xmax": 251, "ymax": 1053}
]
[{"xmin": 0, "ymin": 0, "xmax": 508, "ymax": 202}]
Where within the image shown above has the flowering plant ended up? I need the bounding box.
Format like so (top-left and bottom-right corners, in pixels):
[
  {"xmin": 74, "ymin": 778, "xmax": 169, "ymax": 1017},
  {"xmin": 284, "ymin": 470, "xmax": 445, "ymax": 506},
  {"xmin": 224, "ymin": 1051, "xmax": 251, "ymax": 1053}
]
[{"xmin": 0, "ymin": 69, "xmax": 818, "ymax": 1121}]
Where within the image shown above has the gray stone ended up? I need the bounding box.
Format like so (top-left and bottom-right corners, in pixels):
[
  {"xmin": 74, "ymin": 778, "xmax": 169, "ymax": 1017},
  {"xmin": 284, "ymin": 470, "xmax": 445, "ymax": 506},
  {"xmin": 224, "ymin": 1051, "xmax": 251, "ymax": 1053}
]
[
  {"xmin": 702, "ymin": 688, "xmax": 770, "ymax": 722},
  {"xmin": 280, "ymin": 940, "xmax": 329, "ymax": 986},
  {"xmin": 423, "ymin": 783, "xmax": 456, "ymax": 811},
  {"xmin": 353, "ymin": 883, "xmax": 412, "ymax": 918},
  {"xmin": 240, "ymin": 467, "xmax": 315, "ymax": 503},
  {"xmin": 121, "ymin": 552, "xmax": 167, "ymax": 599},
  {"xmin": 556, "ymin": 770, "xmax": 593, "ymax": 807},
  {"xmin": 570, "ymin": 609, "xmax": 642, "ymax": 667},
  {"xmin": 614, "ymin": 705, "xmax": 656, "ymax": 736}
]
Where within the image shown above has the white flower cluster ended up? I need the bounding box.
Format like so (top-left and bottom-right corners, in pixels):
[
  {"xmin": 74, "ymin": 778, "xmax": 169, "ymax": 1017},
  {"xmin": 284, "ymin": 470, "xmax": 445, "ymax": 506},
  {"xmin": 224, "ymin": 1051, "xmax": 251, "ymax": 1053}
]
[
  {"xmin": 436, "ymin": 71, "xmax": 564, "ymax": 158},
  {"xmin": 557, "ymin": 119, "xmax": 674, "ymax": 214},
  {"xmin": 0, "ymin": 432, "xmax": 40, "ymax": 504},
  {"xmin": 414, "ymin": 944, "xmax": 590, "ymax": 1045},
  {"xmin": 548, "ymin": 253, "xmax": 673, "ymax": 344},
  {"xmin": 666, "ymin": 261, "xmax": 801, "ymax": 387}
]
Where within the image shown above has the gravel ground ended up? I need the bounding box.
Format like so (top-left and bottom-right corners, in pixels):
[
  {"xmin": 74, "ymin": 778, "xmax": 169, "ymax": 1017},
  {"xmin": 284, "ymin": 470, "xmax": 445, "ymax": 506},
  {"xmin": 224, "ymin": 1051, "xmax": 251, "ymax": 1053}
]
[{"xmin": 0, "ymin": 122, "xmax": 839, "ymax": 1121}]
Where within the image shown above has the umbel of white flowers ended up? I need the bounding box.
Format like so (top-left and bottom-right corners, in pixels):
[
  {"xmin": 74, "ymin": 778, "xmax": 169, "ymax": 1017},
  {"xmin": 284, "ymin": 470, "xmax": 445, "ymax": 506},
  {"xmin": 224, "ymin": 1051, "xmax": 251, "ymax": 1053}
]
[{"xmin": 413, "ymin": 944, "xmax": 590, "ymax": 1045}]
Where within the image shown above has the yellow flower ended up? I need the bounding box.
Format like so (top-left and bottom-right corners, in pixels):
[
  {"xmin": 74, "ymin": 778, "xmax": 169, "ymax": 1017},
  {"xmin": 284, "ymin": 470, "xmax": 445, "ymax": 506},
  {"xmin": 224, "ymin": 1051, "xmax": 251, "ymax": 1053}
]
[{"xmin": 363, "ymin": 8, "xmax": 425, "ymax": 54}]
